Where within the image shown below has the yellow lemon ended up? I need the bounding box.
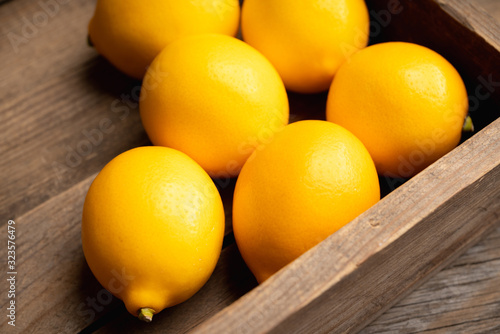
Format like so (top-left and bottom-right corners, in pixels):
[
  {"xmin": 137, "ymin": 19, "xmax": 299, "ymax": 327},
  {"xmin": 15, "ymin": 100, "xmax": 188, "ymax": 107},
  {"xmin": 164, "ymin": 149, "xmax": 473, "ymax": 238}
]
[
  {"xmin": 326, "ymin": 42, "xmax": 469, "ymax": 177},
  {"xmin": 233, "ymin": 120, "xmax": 380, "ymax": 283},
  {"xmin": 88, "ymin": 0, "xmax": 240, "ymax": 79},
  {"xmin": 140, "ymin": 34, "xmax": 289, "ymax": 178},
  {"xmin": 241, "ymin": 0, "xmax": 369, "ymax": 93},
  {"xmin": 81, "ymin": 146, "xmax": 225, "ymax": 321}
]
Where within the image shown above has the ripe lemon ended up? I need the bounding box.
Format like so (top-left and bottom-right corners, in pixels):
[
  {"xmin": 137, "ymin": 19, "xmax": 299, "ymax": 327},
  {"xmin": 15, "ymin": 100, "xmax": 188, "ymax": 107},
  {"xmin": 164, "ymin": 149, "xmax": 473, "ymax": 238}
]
[
  {"xmin": 81, "ymin": 146, "xmax": 225, "ymax": 321},
  {"xmin": 241, "ymin": 0, "xmax": 369, "ymax": 93},
  {"xmin": 140, "ymin": 34, "xmax": 289, "ymax": 178},
  {"xmin": 326, "ymin": 42, "xmax": 469, "ymax": 177},
  {"xmin": 88, "ymin": 0, "xmax": 240, "ymax": 79},
  {"xmin": 233, "ymin": 120, "xmax": 380, "ymax": 283}
]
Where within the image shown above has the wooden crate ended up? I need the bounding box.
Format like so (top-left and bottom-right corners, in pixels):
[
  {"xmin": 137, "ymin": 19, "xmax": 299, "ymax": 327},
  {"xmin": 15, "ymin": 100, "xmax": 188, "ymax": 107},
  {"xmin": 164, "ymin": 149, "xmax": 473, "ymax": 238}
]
[{"xmin": 1, "ymin": 0, "xmax": 499, "ymax": 333}]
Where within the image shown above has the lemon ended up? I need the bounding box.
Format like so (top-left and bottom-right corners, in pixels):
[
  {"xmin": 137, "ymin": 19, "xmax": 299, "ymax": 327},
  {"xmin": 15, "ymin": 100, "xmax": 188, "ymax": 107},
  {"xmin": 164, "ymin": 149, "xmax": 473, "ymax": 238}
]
[
  {"xmin": 233, "ymin": 120, "xmax": 380, "ymax": 283},
  {"xmin": 241, "ymin": 0, "xmax": 369, "ymax": 93},
  {"xmin": 140, "ymin": 34, "xmax": 289, "ymax": 178},
  {"xmin": 81, "ymin": 146, "xmax": 225, "ymax": 320},
  {"xmin": 326, "ymin": 42, "xmax": 469, "ymax": 177},
  {"xmin": 88, "ymin": 0, "xmax": 240, "ymax": 79}
]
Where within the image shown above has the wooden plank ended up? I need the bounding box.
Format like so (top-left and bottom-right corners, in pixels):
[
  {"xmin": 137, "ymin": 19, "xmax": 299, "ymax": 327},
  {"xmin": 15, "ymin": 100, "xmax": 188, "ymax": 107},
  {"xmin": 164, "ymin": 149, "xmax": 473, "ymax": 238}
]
[
  {"xmin": 189, "ymin": 113, "xmax": 500, "ymax": 333},
  {"xmin": 0, "ymin": 173, "xmax": 256, "ymax": 333},
  {"xmin": 476, "ymin": 0, "xmax": 500, "ymax": 20},
  {"xmin": 0, "ymin": 0, "xmax": 149, "ymax": 220},
  {"xmin": 0, "ymin": 175, "xmax": 123, "ymax": 333},
  {"xmin": 438, "ymin": 0, "xmax": 500, "ymax": 52},
  {"xmin": 362, "ymin": 224, "xmax": 500, "ymax": 333},
  {"xmin": 361, "ymin": 1, "xmax": 500, "ymax": 332}
]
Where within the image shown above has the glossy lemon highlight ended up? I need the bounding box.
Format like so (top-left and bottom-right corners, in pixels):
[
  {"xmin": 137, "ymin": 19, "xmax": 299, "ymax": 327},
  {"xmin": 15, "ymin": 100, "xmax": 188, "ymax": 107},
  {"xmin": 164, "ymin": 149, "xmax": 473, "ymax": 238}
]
[
  {"xmin": 233, "ymin": 120, "xmax": 380, "ymax": 283},
  {"xmin": 242, "ymin": 0, "xmax": 369, "ymax": 93},
  {"xmin": 88, "ymin": 0, "xmax": 240, "ymax": 79},
  {"xmin": 81, "ymin": 146, "xmax": 225, "ymax": 320},
  {"xmin": 140, "ymin": 34, "xmax": 289, "ymax": 178},
  {"xmin": 327, "ymin": 42, "xmax": 469, "ymax": 177}
]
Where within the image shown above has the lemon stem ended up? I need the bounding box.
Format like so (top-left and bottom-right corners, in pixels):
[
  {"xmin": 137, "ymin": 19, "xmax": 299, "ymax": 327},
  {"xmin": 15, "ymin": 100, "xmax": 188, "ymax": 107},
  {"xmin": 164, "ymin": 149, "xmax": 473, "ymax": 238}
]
[
  {"xmin": 463, "ymin": 115, "xmax": 474, "ymax": 132},
  {"xmin": 87, "ymin": 35, "xmax": 94, "ymax": 47},
  {"xmin": 138, "ymin": 308, "xmax": 154, "ymax": 323}
]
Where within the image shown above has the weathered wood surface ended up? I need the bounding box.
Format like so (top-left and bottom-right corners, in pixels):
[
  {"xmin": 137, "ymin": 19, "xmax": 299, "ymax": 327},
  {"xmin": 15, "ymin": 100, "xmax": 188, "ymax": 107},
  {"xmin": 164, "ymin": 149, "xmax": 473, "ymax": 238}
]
[
  {"xmin": 0, "ymin": 0, "xmax": 148, "ymax": 221},
  {"xmin": 362, "ymin": 223, "xmax": 500, "ymax": 333},
  {"xmin": 190, "ymin": 115, "xmax": 500, "ymax": 333},
  {"xmin": 475, "ymin": 0, "xmax": 500, "ymax": 26},
  {"xmin": 0, "ymin": 0, "xmax": 499, "ymax": 333},
  {"xmin": 362, "ymin": 1, "xmax": 500, "ymax": 331}
]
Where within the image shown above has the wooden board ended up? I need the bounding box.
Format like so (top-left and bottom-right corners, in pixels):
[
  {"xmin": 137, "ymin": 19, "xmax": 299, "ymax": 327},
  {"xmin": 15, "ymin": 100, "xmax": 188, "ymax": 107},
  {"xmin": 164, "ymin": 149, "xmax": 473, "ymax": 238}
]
[
  {"xmin": 0, "ymin": 0, "xmax": 148, "ymax": 220},
  {"xmin": 190, "ymin": 116, "xmax": 500, "ymax": 334},
  {"xmin": 362, "ymin": 223, "xmax": 500, "ymax": 333},
  {"xmin": 0, "ymin": 0, "xmax": 499, "ymax": 333}
]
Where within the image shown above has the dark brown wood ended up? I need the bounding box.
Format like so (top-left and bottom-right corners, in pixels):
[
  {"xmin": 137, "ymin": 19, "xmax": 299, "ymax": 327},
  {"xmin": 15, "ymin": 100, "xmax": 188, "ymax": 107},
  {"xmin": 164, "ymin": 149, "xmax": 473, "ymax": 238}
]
[
  {"xmin": 0, "ymin": 0, "xmax": 499, "ymax": 333},
  {"xmin": 0, "ymin": 0, "xmax": 148, "ymax": 220},
  {"xmin": 191, "ymin": 116, "xmax": 500, "ymax": 334},
  {"xmin": 362, "ymin": 224, "xmax": 500, "ymax": 333},
  {"xmin": 0, "ymin": 175, "xmax": 124, "ymax": 333},
  {"xmin": 478, "ymin": 0, "xmax": 500, "ymax": 20}
]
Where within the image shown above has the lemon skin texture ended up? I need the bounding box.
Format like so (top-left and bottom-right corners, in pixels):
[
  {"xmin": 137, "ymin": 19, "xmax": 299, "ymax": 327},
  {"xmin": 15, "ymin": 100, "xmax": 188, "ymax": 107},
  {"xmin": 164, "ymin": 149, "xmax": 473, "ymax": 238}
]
[
  {"xmin": 88, "ymin": 0, "xmax": 240, "ymax": 79},
  {"xmin": 233, "ymin": 120, "xmax": 380, "ymax": 283},
  {"xmin": 242, "ymin": 0, "xmax": 369, "ymax": 93},
  {"xmin": 327, "ymin": 42, "xmax": 469, "ymax": 177},
  {"xmin": 140, "ymin": 34, "xmax": 289, "ymax": 178},
  {"xmin": 81, "ymin": 146, "xmax": 225, "ymax": 317}
]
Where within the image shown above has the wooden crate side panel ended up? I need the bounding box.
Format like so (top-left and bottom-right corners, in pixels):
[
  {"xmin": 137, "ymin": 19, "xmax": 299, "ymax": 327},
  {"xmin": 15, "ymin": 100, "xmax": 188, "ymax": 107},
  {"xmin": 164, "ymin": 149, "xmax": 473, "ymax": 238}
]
[
  {"xmin": 273, "ymin": 164, "xmax": 500, "ymax": 334},
  {"xmin": 361, "ymin": 223, "xmax": 500, "ymax": 333},
  {"xmin": 190, "ymin": 118, "xmax": 500, "ymax": 333},
  {"xmin": 188, "ymin": 1, "xmax": 500, "ymax": 332},
  {"xmin": 0, "ymin": 0, "xmax": 148, "ymax": 220}
]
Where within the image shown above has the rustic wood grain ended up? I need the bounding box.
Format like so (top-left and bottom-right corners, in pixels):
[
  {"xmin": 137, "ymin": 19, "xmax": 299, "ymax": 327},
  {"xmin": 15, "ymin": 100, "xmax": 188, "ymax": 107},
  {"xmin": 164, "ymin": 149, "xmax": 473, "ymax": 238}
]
[
  {"xmin": 0, "ymin": 175, "xmax": 123, "ymax": 333},
  {"xmin": 0, "ymin": 0, "xmax": 149, "ymax": 221},
  {"xmin": 0, "ymin": 0, "xmax": 499, "ymax": 333},
  {"xmin": 191, "ymin": 115, "xmax": 500, "ymax": 334},
  {"xmin": 360, "ymin": 1, "xmax": 500, "ymax": 332},
  {"xmin": 361, "ymin": 224, "xmax": 500, "ymax": 333},
  {"xmin": 476, "ymin": 0, "xmax": 500, "ymax": 20}
]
